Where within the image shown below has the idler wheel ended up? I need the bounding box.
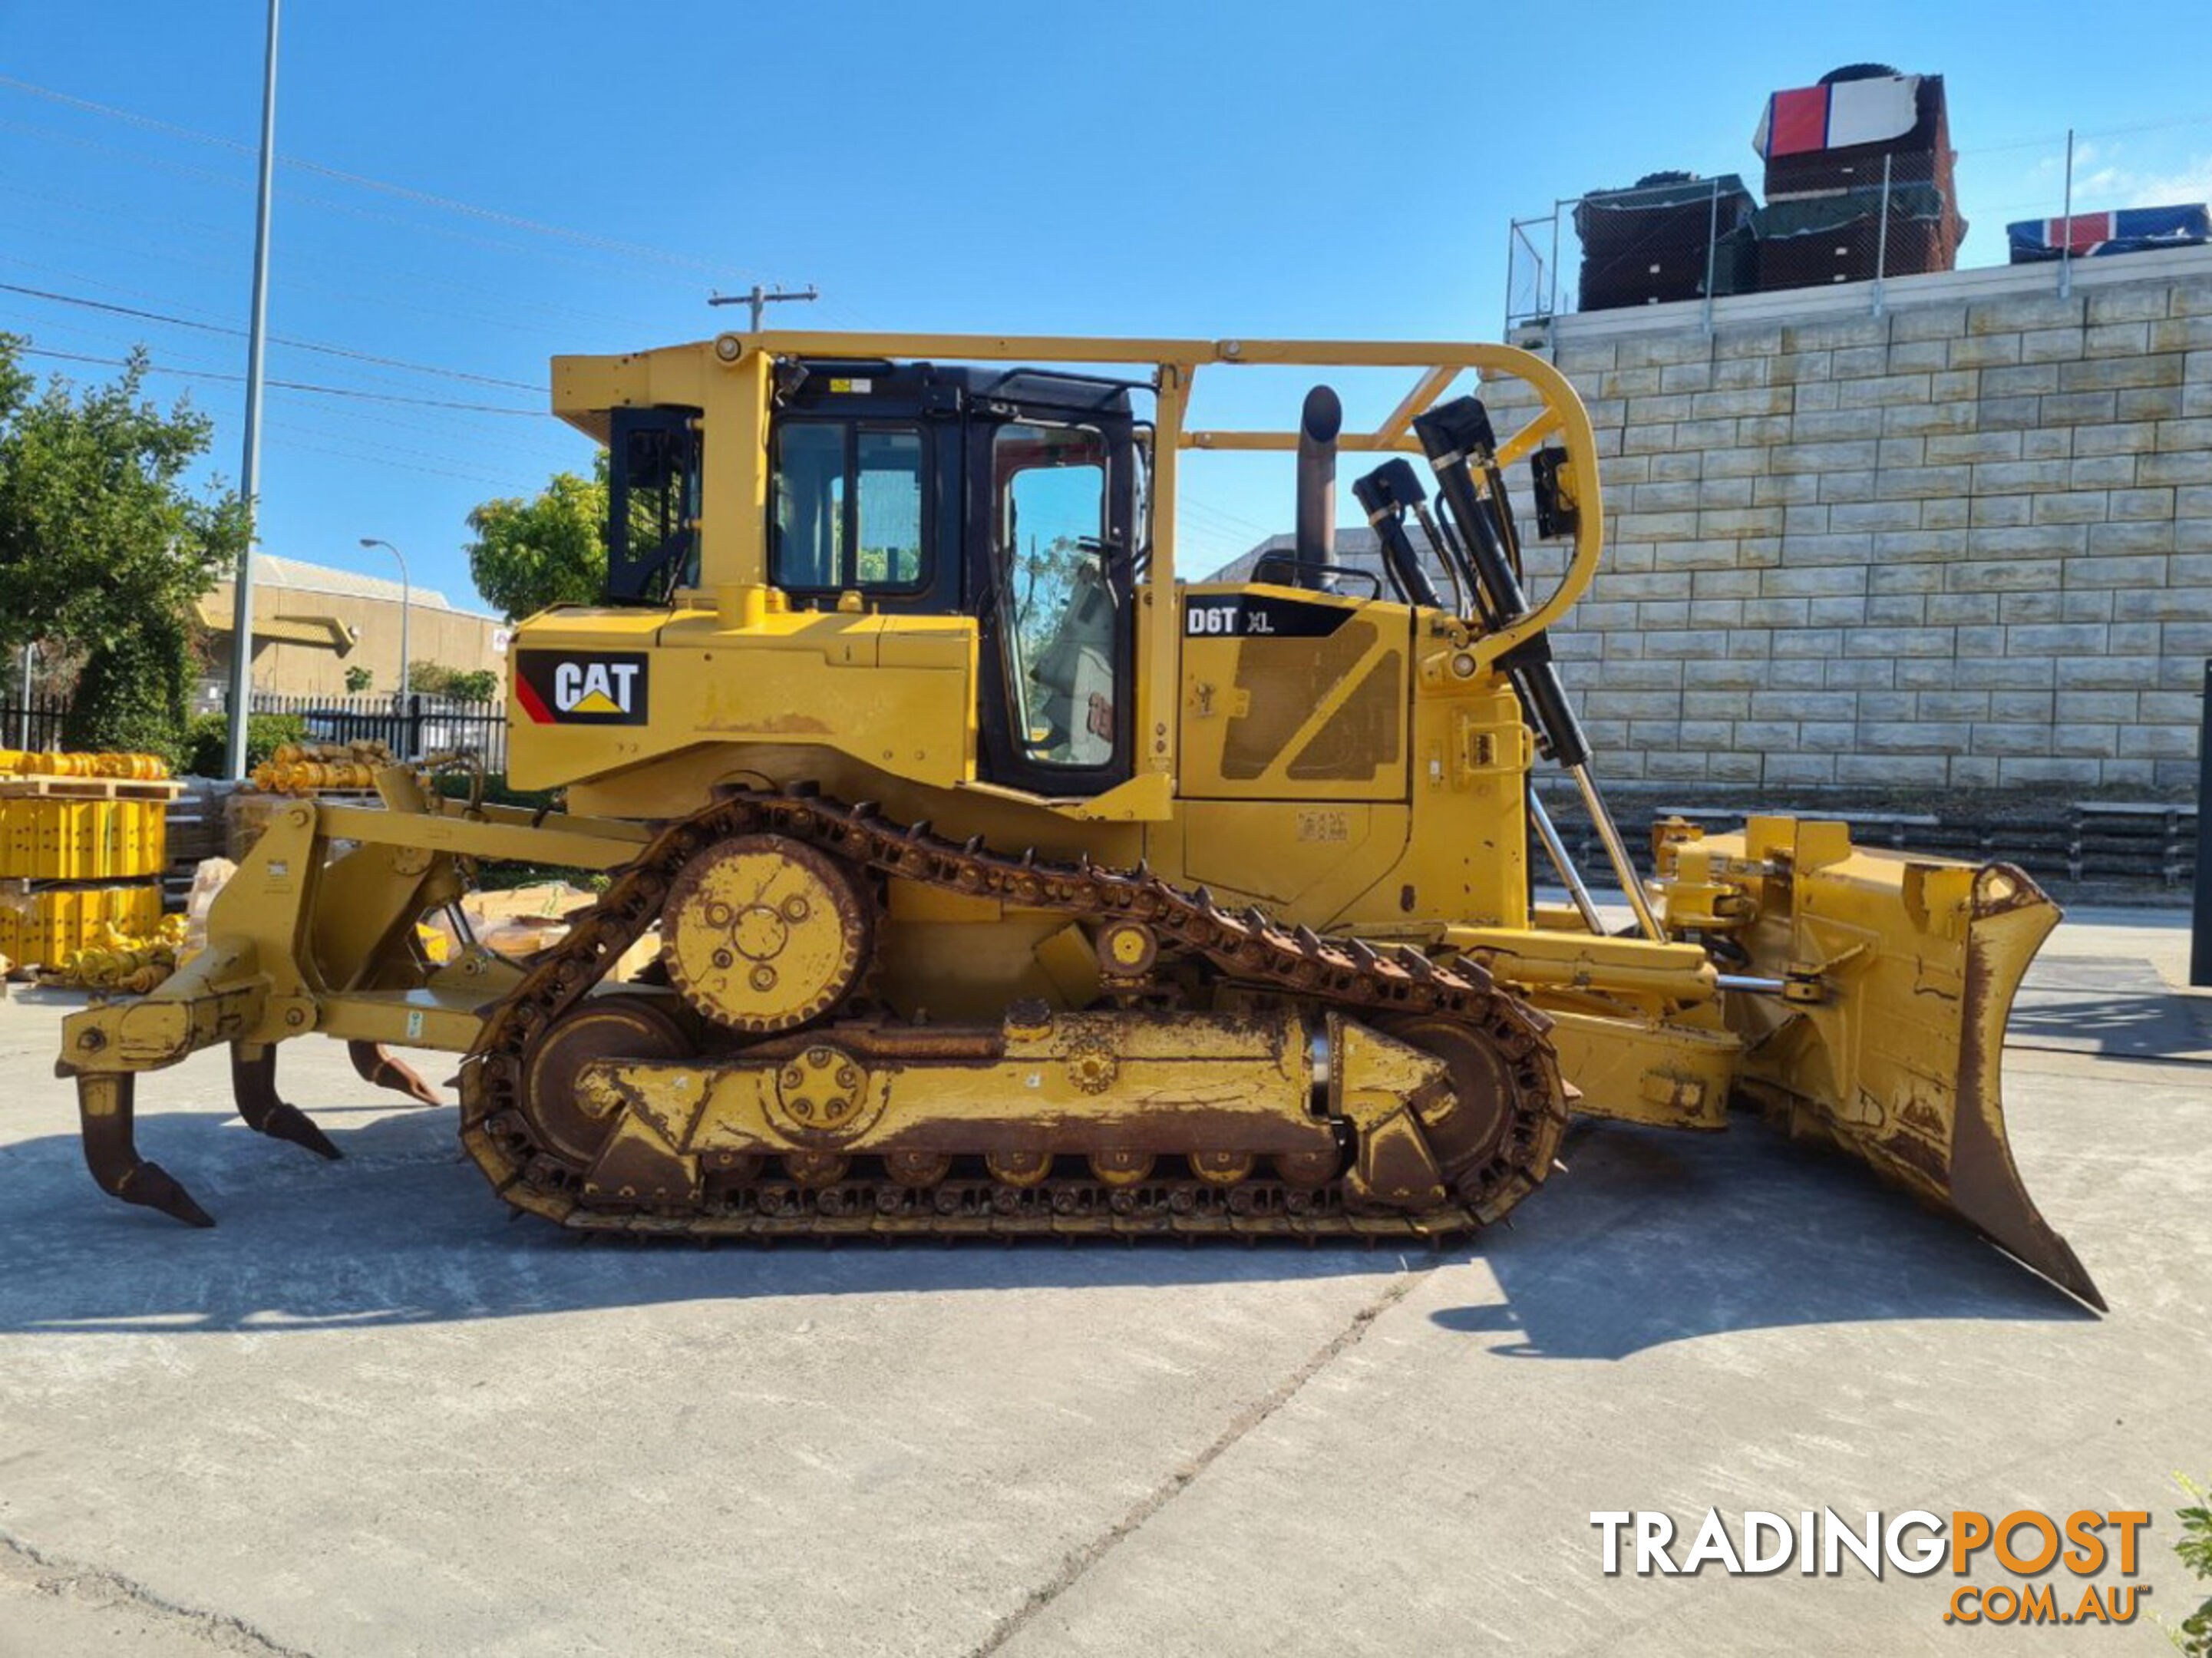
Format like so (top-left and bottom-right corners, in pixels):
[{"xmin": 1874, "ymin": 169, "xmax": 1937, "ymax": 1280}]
[
  {"xmin": 884, "ymin": 1149, "xmax": 952, "ymax": 1187},
  {"xmin": 1273, "ymin": 1148, "xmax": 1339, "ymax": 1189},
  {"xmin": 662, "ymin": 834, "xmax": 872, "ymax": 1033},
  {"xmin": 782, "ymin": 1151, "xmax": 850, "ymax": 1188},
  {"xmin": 1377, "ymin": 1014, "xmax": 1522, "ymax": 1179},
  {"xmin": 520, "ymin": 999, "xmax": 690, "ymax": 1166}
]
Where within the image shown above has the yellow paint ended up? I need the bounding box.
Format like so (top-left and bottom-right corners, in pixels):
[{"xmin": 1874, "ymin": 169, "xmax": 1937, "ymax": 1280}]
[
  {"xmin": 584, "ymin": 1006, "xmax": 1335, "ymax": 1174},
  {"xmin": 61, "ymin": 329, "xmax": 2078, "ymax": 1293}
]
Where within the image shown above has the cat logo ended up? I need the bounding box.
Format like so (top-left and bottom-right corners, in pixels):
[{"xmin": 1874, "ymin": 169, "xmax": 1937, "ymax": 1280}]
[{"xmin": 514, "ymin": 649, "xmax": 651, "ymax": 725}]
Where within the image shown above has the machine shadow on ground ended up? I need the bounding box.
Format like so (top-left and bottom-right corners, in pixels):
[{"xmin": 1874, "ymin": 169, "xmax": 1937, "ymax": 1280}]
[
  {"xmin": 0, "ymin": 1099, "xmax": 1420, "ymax": 1337},
  {"xmin": 1431, "ymin": 1121, "xmax": 2095, "ymax": 1360},
  {"xmin": 0, "ymin": 1095, "xmax": 2092, "ymax": 1356}
]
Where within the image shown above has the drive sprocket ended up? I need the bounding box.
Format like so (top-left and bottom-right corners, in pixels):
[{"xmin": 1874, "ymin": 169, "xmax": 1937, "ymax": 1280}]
[{"xmin": 659, "ymin": 833, "xmax": 873, "ymax": 1033}]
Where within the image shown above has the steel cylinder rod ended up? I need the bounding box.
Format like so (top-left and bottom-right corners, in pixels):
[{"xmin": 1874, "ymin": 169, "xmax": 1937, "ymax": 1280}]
[
  {"xmin": 1568, "ymin": 764, "xmax": 1665, "ymax": 942},
  {"xmin": 1530, "ymin": 794, "xmax": 1606, "ymax": 935}
]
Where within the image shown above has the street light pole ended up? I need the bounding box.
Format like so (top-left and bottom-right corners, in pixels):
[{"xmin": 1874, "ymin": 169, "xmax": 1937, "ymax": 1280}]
[
  {"xmin": 358, "ymin": 537, "xmax": 410, "ymax": 702},
  {"xmin": 223, "ymin": 0, "xmax": 281, "ymax": 778},
  {"xmin": 15, "ymin": 642, "xmax": 35, "ymax": 750}
]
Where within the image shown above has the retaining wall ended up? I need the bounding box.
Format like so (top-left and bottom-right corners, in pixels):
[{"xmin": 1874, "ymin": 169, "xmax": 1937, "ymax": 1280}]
[{"xmin": 1484, "ymin": 246, "xmax": 2212, "ymax": 789}]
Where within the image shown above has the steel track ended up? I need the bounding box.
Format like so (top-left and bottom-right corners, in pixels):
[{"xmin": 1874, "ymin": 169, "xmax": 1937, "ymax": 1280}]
[{"xmin": 457, "ymin": 788, "xmax": 1570, "ymax": 1240}]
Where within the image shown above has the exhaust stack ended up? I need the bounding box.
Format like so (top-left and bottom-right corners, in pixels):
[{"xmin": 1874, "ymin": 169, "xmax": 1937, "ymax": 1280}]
[{"xmin": 1293, "ymin": 385, "xmax": 1342, "ymax": 590}]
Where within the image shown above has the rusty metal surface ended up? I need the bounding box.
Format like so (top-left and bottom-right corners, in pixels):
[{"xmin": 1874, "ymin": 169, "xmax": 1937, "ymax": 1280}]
[
  {"xmin": 1935, "ymin": 867, "xmax": 2104, "ymax": 1310},
  {"xmin": 519, "ymin": 999, "xmax": 691, "ymax": 1166},
  {"xmin": 659, "ymin": 833, "xmax": 873, "ymax": 1032},
  {"xmin": 64, "ymin": 1041, "xmax": 345, "ymax": 1228},
  {"xmin": 71, "ymin": 1071, "xmax": 213, "ymax": 1228},
  {"xmin": 345, "ymin": 1040, "xmax": 444, "ymax": 1108},
  {"xmin": 461, "ymin": 789, "xmax": 1571, "ymax": 1240},
  {"xmin": 1695, "ymin": 821, "xmax": 2103, "ymax": 1310},
  {"xmin": 229, "ymin": 1045, "xmax": 343, "ymax": 1163}
]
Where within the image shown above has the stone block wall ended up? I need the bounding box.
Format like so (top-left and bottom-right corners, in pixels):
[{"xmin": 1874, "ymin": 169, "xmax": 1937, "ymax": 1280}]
[{"xmin": 1482, "ymin": 251, "xmax": 2212, "ymax": 791}]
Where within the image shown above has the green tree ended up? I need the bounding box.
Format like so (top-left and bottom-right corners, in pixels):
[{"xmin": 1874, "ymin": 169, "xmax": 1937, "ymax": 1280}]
[
  {"xmin": 0, "ymin": 338, "xmax": 246, "ymax": 761},
  {"xmin": 407, "ymin": 662, "xmax": 499, "ymax": 702},
  {"xmin": 0, "ymin": 339, "xmax": 26, "ymax": 451},
  {"xmin": 66, "ymin": 611, "xmax": 195, "ymax": 758},
  {"xmin": 344, "ymin": 663, "xmax": 373, "ymax": 693},
  {"xmin": 465, "ymin": 456, "xmax": 606, "ymax": 622}
]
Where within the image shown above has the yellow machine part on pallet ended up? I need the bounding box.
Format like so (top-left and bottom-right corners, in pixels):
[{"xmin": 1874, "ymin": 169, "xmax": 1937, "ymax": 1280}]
[
  {"xmin": 0, "ymin": 883, "xmax": 163, "ymax": 966},
  {"xmin": 0, "ymin": 795, "xmax": 168, "ymax": 880},
  {"xmin": 0, "ymin": 750, "xmax": 171, "ymax": 781}
]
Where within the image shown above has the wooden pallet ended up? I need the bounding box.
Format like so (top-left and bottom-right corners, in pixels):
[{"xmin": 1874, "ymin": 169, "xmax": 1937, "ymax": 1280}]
[{"xmin": 0, "ymin": 775, "xmax": 185, "ymax": 802}]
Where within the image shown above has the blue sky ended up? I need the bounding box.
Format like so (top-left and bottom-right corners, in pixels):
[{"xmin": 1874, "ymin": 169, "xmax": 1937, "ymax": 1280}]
[{"xmin": 5, "ymin": 0, "xmax": 2210, "ymax": 619}]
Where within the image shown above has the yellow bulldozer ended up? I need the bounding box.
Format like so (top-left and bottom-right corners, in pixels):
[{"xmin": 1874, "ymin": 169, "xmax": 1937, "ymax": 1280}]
[{"xmin": 58, "ymin": 332, "xmax": 2098, "ymax": 1308}]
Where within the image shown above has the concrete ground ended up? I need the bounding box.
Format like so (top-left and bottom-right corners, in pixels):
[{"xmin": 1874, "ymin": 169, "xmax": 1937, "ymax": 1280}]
[{"xmin": 1, "ymin": 904, "xmax": 2207, "ymax": 1656}]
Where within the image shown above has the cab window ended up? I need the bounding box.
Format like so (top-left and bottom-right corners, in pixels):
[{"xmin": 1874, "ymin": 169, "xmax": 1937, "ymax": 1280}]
[
  {"xmin": 771, "ymin": 421, "xmax": 928, "ymax": 593},
  {"xmin": 606, "ymin": 408, "xmax": 702, "ymax": 602},
  {"xmin": 993, "ymin": 422, "xmax": 1116, "ymax": 768}
]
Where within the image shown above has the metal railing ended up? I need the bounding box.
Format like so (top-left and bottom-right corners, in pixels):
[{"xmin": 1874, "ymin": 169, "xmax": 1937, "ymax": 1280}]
[
  {"xmin": 2, "ymin": 690, "xmax": 507, "ymax": 771},
  {"xmin": 0, "ymin": 692, "xmax": 72, "ymax": 753},
  {"xmin": 1504, "ymin": 120, "xmax": 2203, "ymax": 335},
  {"xmin": 1508, "ymin": 176, "xmax": 1749, "ymax": 334},
  {"xmin": 1507, "ymin": 168, "xmax": 1935, "ymax": 335},
  {"xmin": 240, "ymin": 691, "xmax": 508, "ymax": 771}
]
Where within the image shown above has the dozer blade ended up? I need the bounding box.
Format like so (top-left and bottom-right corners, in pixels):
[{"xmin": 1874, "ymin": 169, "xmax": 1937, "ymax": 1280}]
[{"xmin": 1707, "ymin": 820, "xmax": 2100, "ymax": 1310}]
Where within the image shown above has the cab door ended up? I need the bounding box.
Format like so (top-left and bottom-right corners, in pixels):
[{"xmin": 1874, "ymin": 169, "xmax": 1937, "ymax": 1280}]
[{"xmin": 969, "ymin": 411, "xmax": 1138, "ymax": 797}]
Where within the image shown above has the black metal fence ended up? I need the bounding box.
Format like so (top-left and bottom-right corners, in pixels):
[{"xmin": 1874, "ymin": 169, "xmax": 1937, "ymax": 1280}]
[
  {"xmin": 0, "ymin": 689, "xmax": 507, "ymax": 769},
  {"xmin": 241, "ymin": 692, "xmax": 507, "ymax": 771},
  {"xmin": 0, "ymin": 691, "xmax": 71, "ymax": 752}
]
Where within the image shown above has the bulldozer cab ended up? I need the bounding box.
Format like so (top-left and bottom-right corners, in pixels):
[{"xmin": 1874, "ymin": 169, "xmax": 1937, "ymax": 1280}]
[
  {"xmin": 536, "ymin": 334, "xmax": 1623, "ymax": 830},
  {"xmin": 603, "ymin": 361, "xmax": 1145, "ymax": 798}
]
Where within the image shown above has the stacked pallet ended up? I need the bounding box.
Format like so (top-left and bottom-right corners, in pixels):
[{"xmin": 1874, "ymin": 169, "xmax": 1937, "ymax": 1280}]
[
  {"xmin": 1751, "ymin": 66, "xmax": 1963, "ymax": 292},
  {"xmin": 0, "ymin": 751, "xmax": 180, "ymax": 969},
  {"xmin": 1753, "ymin": 183, "xmax": 1964, "ymax": 291},
  {"xmin": 1574, "ymin": 173, "xmax": 1755, "ymax": 311},
  {"xmin": 162, "ymin": 778, "xmax": 231, "ymax": 908},
  {"xmin": 1574, "ymin": 67, "xmax": 1966, "ymax": 310},
  {"xmin": 1758, "ymin": 68, "xmax": 1956, "ymax": 199}
]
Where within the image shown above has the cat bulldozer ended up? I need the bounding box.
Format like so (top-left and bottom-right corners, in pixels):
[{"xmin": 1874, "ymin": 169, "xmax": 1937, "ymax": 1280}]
[{"xmin": 58, "ymin": 332, "xmax": 2100, "ymax": 1308}]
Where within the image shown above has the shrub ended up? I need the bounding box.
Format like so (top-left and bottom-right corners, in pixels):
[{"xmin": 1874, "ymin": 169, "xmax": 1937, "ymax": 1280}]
[
  {"xmin": 2175, "ymin": 1474, "xmax": 2212, "ymax": 1656},
  {"xmin": 181, "ymin": 710, "xmax": 306, "ymax": 777},
  {"xmin": 62, "ymin": 613, "xmax": 193, "ymax": 765},
  {"xmin": 433, "ymin": 771, "xmax": 560, "ymax": 812}
]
